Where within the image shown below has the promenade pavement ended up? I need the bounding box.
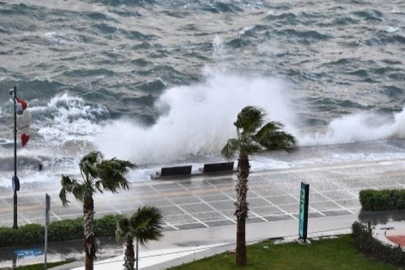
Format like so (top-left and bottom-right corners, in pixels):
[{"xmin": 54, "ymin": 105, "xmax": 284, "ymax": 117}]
[{"xmin": 2, "ymin": 155, "xmax": 405, "ymax": 268}]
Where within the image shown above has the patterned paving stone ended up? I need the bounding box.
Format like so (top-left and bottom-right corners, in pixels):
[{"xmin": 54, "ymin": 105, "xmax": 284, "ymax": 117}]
[
  {"xmin": 199, "ymin": 193, "xmax": 230, "ymax": 202},
  {"xmin": 208, "ymin": 200, "xmax": 235, "ymax": 211},
  {"xmin": 205, "ymin": 220, "xmax": 235, "ymax": 227},
  {"xmin": 164, "ymin": 214, "xmax": 196, "ymax": 225},
  {"xmin": 175, "ymin": 223, "xmax": 207, "ymax": 230},
  {"xmin": 250, "ymin": 206, "xmax": 285, "ymax": 216},
  {"xmin": 264, "ymin": 215, "xmax": 294, "ymax": 222},
  {"xmin": 265, "ymin": 195, "xmax": 298, "ymax": 205},
  {"xmin": 321, "ymin": 210, "xmax": 354, "ymax": 217},
  {"xmin": 180, "ymin": 203, "xmax": 213, "ymax": 213},
  {"xmin": 310, "ymin": 201, "xmax": 344, "ymax": 211},
  {"xmin": 192, "ymin": 211, "xmax": 226, "ymax": 221}
]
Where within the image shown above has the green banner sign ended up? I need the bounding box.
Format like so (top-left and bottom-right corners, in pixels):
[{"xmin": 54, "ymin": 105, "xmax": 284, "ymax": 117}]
[{"xmin": 299, "ymin": 182, "xmax": 309, "ymax": 241}]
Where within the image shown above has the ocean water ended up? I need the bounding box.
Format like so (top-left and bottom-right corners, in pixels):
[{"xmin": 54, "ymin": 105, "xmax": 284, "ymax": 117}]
[{"xmin": 0, "ymin": 0, "xmax": 405, "ymax": 188}]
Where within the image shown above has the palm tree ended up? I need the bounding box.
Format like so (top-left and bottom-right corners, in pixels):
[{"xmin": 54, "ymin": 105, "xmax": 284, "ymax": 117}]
[
  {"xmin": 59, "ymin": 151, "xmax": 135, "ymax": 270},
  {"xmin": 221, "ymin": 106, "xmax": 296, "ymax": 267},
  {"xmin": 116, "ymin": 206, "xmax": 164, "ymax": 270}
]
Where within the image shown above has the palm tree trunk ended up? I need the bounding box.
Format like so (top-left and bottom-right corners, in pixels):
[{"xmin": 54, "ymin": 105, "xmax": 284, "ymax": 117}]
[
  {"xmin": 124, "ymin": 239, "xmax": 135, "ymax": 270},
  {"xmin": 83, "ymin": 196, "xmax": 96, "ymax": 270},
  {"xmin": 235, "ymin": 153, "xmax": 250, "ymax": 267},
  {"xmin": 236, "ymin": 217, "xmax": 247, "ymax": 266}
]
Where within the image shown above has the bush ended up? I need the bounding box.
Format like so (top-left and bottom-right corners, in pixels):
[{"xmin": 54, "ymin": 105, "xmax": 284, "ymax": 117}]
[
  {"xmin": 48, "ymin": 218, "xmax": 83, "ymax": 242},
  {"xmin": 0, "ymin": 214, "xmax": 124, "ymax": 248},
  {"xmin": 359, "ymin": 189, "xmax": 405, "ymax": 211},
  {"xmin": 0, "ymin": 224, "xmax": 43, "ymax": 247},
  {"xmin": 352, "ymin": 221, "xmax": 405, "ymax": 266},
  {"xmin": 95, "ymin": 214, "xmax": 122, "ymax": 237}
]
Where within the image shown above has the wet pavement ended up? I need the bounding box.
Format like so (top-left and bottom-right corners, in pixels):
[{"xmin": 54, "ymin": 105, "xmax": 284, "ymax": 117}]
[{"xmin": 2, "ymin": 154, "xmax": 405, "ymax": 268}]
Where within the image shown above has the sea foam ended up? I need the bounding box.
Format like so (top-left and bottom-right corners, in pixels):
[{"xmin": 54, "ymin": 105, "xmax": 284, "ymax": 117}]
[{"xmin": 95, "ymin": 69, "xmax": 296, "ymax": 164}]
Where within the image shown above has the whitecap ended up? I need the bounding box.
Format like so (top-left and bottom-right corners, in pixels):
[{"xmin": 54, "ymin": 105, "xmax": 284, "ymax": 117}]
[{"xmin": 385, "ymin": 27, "xmax": 399, "ymax": 33}]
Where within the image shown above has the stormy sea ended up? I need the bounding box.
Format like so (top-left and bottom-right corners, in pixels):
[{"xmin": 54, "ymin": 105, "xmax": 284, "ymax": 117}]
[{"xmin": 0, "ymin": 0, "xmax": 405, "ymax": 189}]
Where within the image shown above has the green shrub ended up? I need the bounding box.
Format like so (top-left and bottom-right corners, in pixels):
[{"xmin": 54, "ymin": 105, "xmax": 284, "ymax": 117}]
[
  {"xmin": 359, "ymin": 189, "xmax": 405, "ymax": 211},
  {"xmin": 95, "ymin": 214, "xmax": 122, "ymax": 237},
  {"xmin": 0, "ymin": 224, "xmax": 43, "ymax": 247},
  {"xmin": 0, "ymin": 214, "xmax": 123, "ymax": 248},
  {"xmin": 49, "ymin": 218, "xmax": 83, "ymax": 242},
  {"xmin": 352, "ymin": 221, "xmax": 405, "ymax": 266}
]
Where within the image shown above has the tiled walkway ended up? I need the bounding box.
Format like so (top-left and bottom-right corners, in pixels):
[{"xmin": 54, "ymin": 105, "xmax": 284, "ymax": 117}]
[{"xmin": 1, "ymin": 159, "xmax": 405, "ymax": 230}]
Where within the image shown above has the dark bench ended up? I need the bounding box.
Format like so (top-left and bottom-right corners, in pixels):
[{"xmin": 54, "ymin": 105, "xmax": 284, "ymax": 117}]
[
  {"xmin": 201, "ymin": 162, "xmax": 234, "ymax": 173},
  {"xmin": 154, "ymin": 165, "xmax": 192, "ymax": 179}
]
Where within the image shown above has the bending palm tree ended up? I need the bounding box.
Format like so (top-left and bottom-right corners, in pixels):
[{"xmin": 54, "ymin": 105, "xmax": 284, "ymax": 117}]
[
  {"xmin": 59, "ymin": 151, "xmax": 135, "ymax": 270},
  {"xmin": 222, "ymin": 106, "xmax": 296, "ymax": 267},
  {"xmin": 116, "ymin": 206, "xmax": 164, "ymax": 270}
]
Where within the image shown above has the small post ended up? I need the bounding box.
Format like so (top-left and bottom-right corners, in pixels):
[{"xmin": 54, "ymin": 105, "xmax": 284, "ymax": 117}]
[
  {"xmin": 135, "ymin": 238, "xmax": 139, "ymax": 270},
  {"xmin": 44, "ymin": 194, "xmax": 50, "ymax": 269}
]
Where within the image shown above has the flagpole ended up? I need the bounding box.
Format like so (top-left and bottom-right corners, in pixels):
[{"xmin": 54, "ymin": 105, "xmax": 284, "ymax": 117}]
[{"xmin": 12, "ymin": 85, "xmax": 18, "ymax": 230}]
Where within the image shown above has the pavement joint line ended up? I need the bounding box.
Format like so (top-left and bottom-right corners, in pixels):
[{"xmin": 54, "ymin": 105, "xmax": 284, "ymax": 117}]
[
  {"xmin": 204, "ymin": 179, "xmax": 223, "ymax": 192},
  {"xmin": 153, "ymin": 183, "xmax": 209, "ymax": 229},
  {"xmin": 321, "ymin": 208, "xmax": 355, "ymax": 214},
  {"xmin": 163, "ymin": 221, "xmax": 179, "ymax": 231},
  {"xmin": 195, "ymin": 196, "xmax": 236, "ymax": 224},
  {"xmin": 396, "ymin": 182, "xmax": 405, "ymax": 189},
  {"xmin": 0, "ymin": 198, "xmax": 31, "ymax": 224},
  {"xmin": 109, "ymin": 205, "xmax": 122, "ymax": 215},
  {"xmin": 18, "ymin": 213, "xmax": 32, "ymax": 224},
  {"xmin": 310, "ymin": 186, "xmax": 355, "ymax": 215},
  {"xmin": 1, "ymin": 198, "xmax": 12, "ymax": 209},
  {"xmin": 177, "ymin": 182, "xmax": 190, "ymax": 191},
  {"xmin": 249, "ymin": 189, "xmax": 298, "ymax": 220},
  {"xmin": 248, "ymin": 210, "xmax": 269, "ymax": 222},
  {"xmin": 308, "ymin": 205, "xmax": 326, "ymax": 217},
  {"xmin": 320, "ymin": 183, "xmax": 360, "ymax": 199},
  {"xmin": 51, "ymin": 211, "xmax": 63, "ymax": 220},
  {"xmin": 31, "ymin": 194, "xmax": 63, "ymax": 220},
  {"xmin": 0, "ymin": 190, "xmax": 60, "ymax": 200},
  {"xmin": 167, "ymin": 199, "xmax": 209, "ymax": 229}
]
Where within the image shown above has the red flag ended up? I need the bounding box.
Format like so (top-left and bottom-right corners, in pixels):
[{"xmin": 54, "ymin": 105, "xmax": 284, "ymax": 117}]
[
  {"xmin": 16, "ymin": 97, "xmax": 28, "ymax": 112},
  {"xmin": 16, "ymin": 97, "xmax": 31, "ymax": 147},
  {"xmin": 21, "ymin": 134, "xmax": 30, "ymax": 147}
]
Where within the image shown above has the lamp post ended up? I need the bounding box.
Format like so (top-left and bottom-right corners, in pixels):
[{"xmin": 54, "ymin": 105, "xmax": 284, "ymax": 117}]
[{"xmin": 10, "ymin": 86, "xmax": 20, "ymax": 229}]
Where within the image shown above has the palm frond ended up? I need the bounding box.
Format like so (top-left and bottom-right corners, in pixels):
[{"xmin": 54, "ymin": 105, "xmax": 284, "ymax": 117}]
[
  {"xmin": 80, "ymin": 161, "xmax": 98, "ymax": 182},
  {"xmin": 234, "ymin": 106, "xmax": 265, "ymax": 135},
  {"xmin": 95, "ymin": 174, "xmax": 129, "ymax": 193},
  {"xmin": 239, "ymin": 139, "xmax": 262, "ymax": 155},
  {"xmin": 59, "ymin": 175, "xmax": 81, "ymax": 206},
  {"xmin": 94, "ymin": 158, "xmax": 134, "ymax": 193},
  {"xmin": 254, "ymin": 122, "xmax": 296, "ymax": 151},
  {"xmin": 81, "ymin": 151, "xmax": 103, "ymax": 165},
  {"xmin": 97, "ymin": 159, "xmax": 135, "ymax": 180},
  {"xmin": 130, "ymin": 206, "xmax": 164, "ymax": 247},
  {"xmin": 59, "ymin": 187, "xmax": 69, "ymax": 207},
  {"xmin": 71, "ymin": 182, "xmax": 88, "ymax": 203},
  {"xmin": 221, "ymin": 138, "xmax": 240, "ymax": 160},
  {"xmin": 60, "ymin": 151, "xmax": 134, "ymax": 209},
  {"xmin": 79, "ymin": 151, "xmax": 102, "ymax": 180}
]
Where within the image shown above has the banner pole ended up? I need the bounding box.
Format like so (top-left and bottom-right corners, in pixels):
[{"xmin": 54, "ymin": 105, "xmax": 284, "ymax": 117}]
[{"xmin": 12, "ymin": 85, "xmax": 18, "ymax": 230}]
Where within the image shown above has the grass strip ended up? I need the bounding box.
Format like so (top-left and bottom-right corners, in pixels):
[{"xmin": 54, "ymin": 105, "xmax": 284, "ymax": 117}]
[
  {"xmin": 169, "ymin": 235, "xmax": 398, "ymax": 270},
  {"xmin": 16, "ymin": 259, "xmax": 75, "ymax": 270}
]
